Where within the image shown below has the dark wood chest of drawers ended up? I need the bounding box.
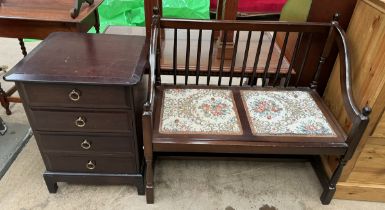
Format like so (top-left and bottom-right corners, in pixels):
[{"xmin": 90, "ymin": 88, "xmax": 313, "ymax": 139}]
[{"xmin": 4, "ymin": 32, "xmax": 148, "ymax": 194}]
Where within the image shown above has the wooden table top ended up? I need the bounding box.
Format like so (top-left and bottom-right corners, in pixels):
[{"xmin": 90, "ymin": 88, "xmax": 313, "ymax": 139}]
[
  {"xmin": 4, "ymin": 32, "xmax": 148, "ymax": 86},
  {"xmin": 0, "ymin": 0, "xmax": 103, "ymax": 22}
]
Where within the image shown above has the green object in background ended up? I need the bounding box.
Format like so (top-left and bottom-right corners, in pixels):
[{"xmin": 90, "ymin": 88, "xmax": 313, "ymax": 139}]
[
  {"xmin": 89, "ymin": 0, "xmax": 145, "ymax": 33},
  {"xmin": 91, "ymin": 0, "xmax": 210, "ymax": 33},
  {"xmin": 162, "ymin": 0, "xmax": 209, "ymax": 19},
  {"xmin": 279, "ymin": 0, "xmax": 312, "ymax": 22},
  {"xmin": 26, "ymin": 0, "xmax": 209, "ymax": 39}
]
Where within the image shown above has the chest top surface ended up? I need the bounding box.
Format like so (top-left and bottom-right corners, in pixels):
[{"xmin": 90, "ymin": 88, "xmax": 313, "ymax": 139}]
[{"xmin": 4, "ymin": 32, "xmax": 147, "ymax": 85}]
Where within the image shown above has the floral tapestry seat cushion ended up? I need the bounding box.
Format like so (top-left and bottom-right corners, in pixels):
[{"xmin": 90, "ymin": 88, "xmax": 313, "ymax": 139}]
[
  {"xmin": 159, "ymin": 88, "xmax": 243, "ymax": 135},
  {"xmin": 241, "ymin": 90, "xmax": 336, "ymax": 136},
  {"xmin": 159, "ymin": 88, "xmax": 336, "ymax": 137}
]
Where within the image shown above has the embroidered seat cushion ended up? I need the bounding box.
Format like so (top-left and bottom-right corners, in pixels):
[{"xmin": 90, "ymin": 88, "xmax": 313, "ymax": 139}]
[
  {"xmin": 159, "ymin": 88, "xmax": 335, "ymax": 137},
  {"xmin": 241, "ymin": 90, "xmax": 336, "ymax": 136},
  {"xmin": 159, "ymin": 88, "xmax": 242, "ymax": 135}
]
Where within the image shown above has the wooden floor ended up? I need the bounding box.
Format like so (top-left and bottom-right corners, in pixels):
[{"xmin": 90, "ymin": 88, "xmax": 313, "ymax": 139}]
[
  {"xmin": 159, "ymin": 29, "xmax": 290, "ymax": 74},
  {"xmin": 104, "ymin": 26, "xmax": 291, "ymax": 76}
]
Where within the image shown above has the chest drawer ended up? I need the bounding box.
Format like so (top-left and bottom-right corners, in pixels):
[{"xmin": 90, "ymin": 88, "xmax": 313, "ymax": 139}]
[
  {"xmin": 30, "ymin": 110, "xmax": 133, "ymax": 133},
  {"xmin": 44, "ymin": 154, "xmax": 137, "ymax": 174},
  {"xmin": 21, "ymin": 83, "xmax": 131, "ymax": 109},
  {"xmin": 36, "ymin": 132, "xmax": 135, "ymax": 154}
]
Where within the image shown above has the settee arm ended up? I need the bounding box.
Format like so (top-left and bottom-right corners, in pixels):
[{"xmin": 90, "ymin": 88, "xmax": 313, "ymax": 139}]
[
  {"xmin": 333, "ymin": 22, "xmax": 371, "ymax": 160},
  {"xmin": 142, "ymin": 11, "xmax": 160, "ymax": 158},
  {"xmin": 333, "ymin": 23, "xmax": 362, "ymax": 118},
  {"xmin": 143, "ymin": 12, "xmax": 160, "ymax": 115}
]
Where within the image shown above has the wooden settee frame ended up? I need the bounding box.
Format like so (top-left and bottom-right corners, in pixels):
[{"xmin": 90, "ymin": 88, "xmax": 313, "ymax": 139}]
[{"xmin": 142, "ymin": 11, "xmax": 371, "ymax": 204}]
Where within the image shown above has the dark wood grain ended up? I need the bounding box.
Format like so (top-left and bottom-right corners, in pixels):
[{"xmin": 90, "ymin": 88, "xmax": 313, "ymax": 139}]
[
  {"xmin": 229, "ymin": 30, "xmax": 240, "ymax": 86},
  {"xmin": 184, "ymin": 29, "xmax": 190, "ymax": 85},
  {"xmin": 44, "ymin": 154, "xmax": 137, "ymax": 174},
  {"xmin": 284, "ymin": 32, "xmax": 303, "ymax": 87},
  {"xmin": 240, "ymin": 31, "xmax": 251, "ymax": 86},
  {"xmin": 195, "ymin": 29, "xmax": 202, "ymax": 85},
  {"xmin": 218, "ymin": 30, "xmax": 227, "ymax": 86},
  {"xmin": 35, "ymin": 132, "xmax": 135, "ymax": 154},
  {"xmin": 250, "ymin": 31, "xmax": 264, "ymax": 86},
  {"xmin": 5, "ymin": 33, "xmax": 147, "ymax": 85},
  {"xmin": 21, "ymin": 83, "xmax": 132, "ymax": 109},
  {"xmin": 262, "ymin": 31, "xmax": 277, "ymax": 87},
  {"xmin": 43, "ymin": 171, "xmax": 145, "ymax": 195},
  {"xmin": 30, "ymin": 109, "xmax": 133, "ymax": 133},
  {"xmin": 273, "ymin": 32, "xmax": 289, "ymax": 86},
  {"xmin": 5, "ymin": 33, "xmax": 147, "ymax": 196},
  {"xmin": 207, "ymin": 30, "xmax": 215, "ymax": 85},
  {"xmin": 173, "ymin": 28, "xmax": 178, "ymax": 85}
]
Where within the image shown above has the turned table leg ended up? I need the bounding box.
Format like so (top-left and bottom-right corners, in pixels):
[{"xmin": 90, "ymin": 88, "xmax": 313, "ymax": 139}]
[
  {"xmin": 18, "ymin": 38, "xmax": 27, "ymax": 57},
  {"xmin": 2, "ymin": 38, "xmax": 28, "ymax": 115},
  {"xmin": 0, "ymin": 85, "xmax": 11, "ymax": 115},
  {"xmin": 94, "ymin": 9, "xmax": 100, "ymax": 33},
  {"xmin": 0, "ymin": 117, "xmax": 7, "ymax": 135}
]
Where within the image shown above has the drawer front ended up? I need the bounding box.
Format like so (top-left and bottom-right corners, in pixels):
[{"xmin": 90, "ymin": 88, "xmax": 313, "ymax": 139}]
[
  {"xmin": 45, "ymin": 154, "xmax": 137, "ymax": 174},
  {"xmin": 36, "ymin": 133, "xmax": 135, "ymax": 154},
  {"xmin": 21, "ymin": 83, "xmax": 131, "ymax": 108},
  {"xmin": 31, "ymin": 110, "xmax": 133, "ymax": 133}
]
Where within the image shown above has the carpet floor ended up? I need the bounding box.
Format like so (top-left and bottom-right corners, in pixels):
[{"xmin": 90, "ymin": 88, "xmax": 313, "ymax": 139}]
[{"xmin": 1, "ymin": 137, "xmax": 385, "ymax": 209}]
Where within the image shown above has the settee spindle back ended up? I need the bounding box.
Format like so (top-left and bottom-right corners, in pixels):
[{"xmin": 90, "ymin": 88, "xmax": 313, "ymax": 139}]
[{"xmin": 154, "ymin": 17, "xmax": 335, "ymax": 88}]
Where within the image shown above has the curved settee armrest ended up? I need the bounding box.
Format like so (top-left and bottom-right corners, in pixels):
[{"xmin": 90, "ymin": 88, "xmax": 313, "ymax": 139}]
[
  {"xmin": 143, "ymin": 11, "xmax": 160, "ymax": 115},
  {"xmin": 333, "ymin": 22, "xmax": 371, "ymax": 160}
]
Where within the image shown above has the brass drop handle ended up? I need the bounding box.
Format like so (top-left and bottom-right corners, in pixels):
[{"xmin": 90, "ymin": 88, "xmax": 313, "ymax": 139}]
[
  {"xmin": 75, "ymin": 116, "xmax": 86, "ymax": 128},
  {"xmin": 86, "ymin": 160, "xmax": 96, "ymax": 170},
  {"xmin": 80, "ymin": 139, "xmax": 91, "ymax": 150},
  {"xmin": 69, "ymin": 89, "xmax": 81, "ymax": 101}
]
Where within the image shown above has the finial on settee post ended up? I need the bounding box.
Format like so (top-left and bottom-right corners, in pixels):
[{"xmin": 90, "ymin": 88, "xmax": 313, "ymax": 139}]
[
  {"xmin": 151, "ymin": 7, "xmax": 160, "ymax": 28},
  {"xmin": 153, "ymin": 7, "xmax": 159, "ymax": 16},
  {"xmin": 333, "ymin": 13, "xmax": 340, "ymax": 22},
  {"xmin": 362, "ymin": 106, "xmax": 372, "ymax": 117}
]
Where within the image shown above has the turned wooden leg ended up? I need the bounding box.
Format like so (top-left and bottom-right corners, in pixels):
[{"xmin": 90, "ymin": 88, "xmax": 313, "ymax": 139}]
[
  {"xmin": 320, "ymin": 159, "xmax": 346, "ymax": 205},
  {"xmin": 0, "ymin": 86, "xmax": 11, "ymax": 115},
  {"xmin": 43, "ymin": 175, "xmax": 58, "ymax": 193},
  {"xmin": 145, "ymin": 159, "xmax": 154, "ymax": 204},
  {"xmin": 94, "ymin": 9, "xmax": 100, "ymax": 33},
  {"xmin": 18, "ymin": 38, "xmax": 27, "ymax": 57}
]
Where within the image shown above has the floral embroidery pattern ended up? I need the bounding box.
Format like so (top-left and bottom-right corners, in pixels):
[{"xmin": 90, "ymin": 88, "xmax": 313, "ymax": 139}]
[
  {"xmin": 160, "ymin": 89, "xmax": 242, "ymax": 135},
  {"xmin": 241, "ymin": 90, "xmax": 336, "ymax": 136}
]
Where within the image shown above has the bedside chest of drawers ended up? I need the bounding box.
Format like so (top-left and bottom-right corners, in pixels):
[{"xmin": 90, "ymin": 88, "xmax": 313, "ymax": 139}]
[{"xmin": 4, "ymin": 32, "xmax": 148, "ymax": 195}]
